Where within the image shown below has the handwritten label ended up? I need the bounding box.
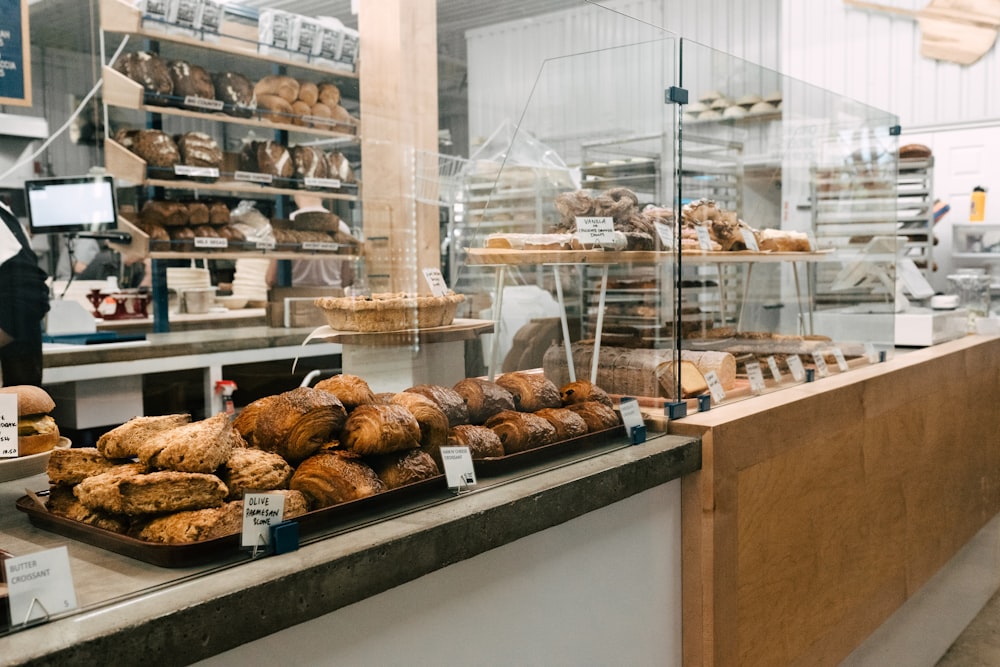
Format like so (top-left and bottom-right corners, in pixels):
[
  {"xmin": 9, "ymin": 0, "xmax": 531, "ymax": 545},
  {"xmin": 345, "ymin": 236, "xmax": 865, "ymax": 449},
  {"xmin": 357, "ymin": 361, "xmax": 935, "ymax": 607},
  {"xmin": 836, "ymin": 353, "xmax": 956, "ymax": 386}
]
[
  {"xmin": 254, "ymin": 239, "xmax": 276, "ymax": 251},
  {"xmin": 439, "ymin": 446, "xmax": 476, "ymax": 489},
  {"xmin": 740, "ymin": 228, "xmax": 760, "ymax": 252},
  {"xmin": 766, "ymin": 355, "xmax": 783, "ymax": 384},
  {"xmin": 695, "ymin": 225, "xmax": 713, "ymax": 251},
  {"xmin": 422, "ymin": 268, "xmax": 448, "ymax": 297},
  {"xmin": 654, "ymin": 221, "xmax": 674, "ymax": 250},
  {"xmin": 832, "ymin": 347, "xmax": 849, "ymax": 372},
  {"xmin": 574, "ymin": 216, "xmax": 616, "ymax": 246},
  {"xmin": 865, "ymin": 343, "xmax": 878, "ymax": 364},
  {"xmin": 183, "ymin": 95, "xmax": 225, "ymax": 111},
  {"xmin": 241, "ymin": 492, "xmax": 285, "ymax": 548},
  {"xmin": 234, "ymin": 170, "xmax": 273, "ymax": 184},
  {"xmin": 5, "ymin": 546, "xmax": 78, "ymax": 625},
  {"xmin": 704, "ymin": 370, "xmax": 726, "ymax": 404},
  {"xmin": 812, "ymin": 351, "xmax": 830, "ymax": 378},
  {"xmin": 0, "ymin": 393, "xmax": 16, "ymax": 457},
  {"xmin": 193, "ymin": 236, "xmax": 228, "ymax": 249},
  {"xmin": 618, "ymin": 397, "xmax": 644, "ymax": 433},
  {"xmin": 746, "ymin": 361, "xmax": 766, "ymax": 395},
  {"xmin": 174, "ymin": 165, "xmax": 219, "ymax": 179},
  {"xmin": 787, "ymin": 355, "xmax": 806, "ymax": 382},
  {"xmin": 303, "ymin": 177, "xmax": 342, "ymax": 189},
  {"xmin": 300, "ymin": 241, "xmax": 339, "ymax": 251}
]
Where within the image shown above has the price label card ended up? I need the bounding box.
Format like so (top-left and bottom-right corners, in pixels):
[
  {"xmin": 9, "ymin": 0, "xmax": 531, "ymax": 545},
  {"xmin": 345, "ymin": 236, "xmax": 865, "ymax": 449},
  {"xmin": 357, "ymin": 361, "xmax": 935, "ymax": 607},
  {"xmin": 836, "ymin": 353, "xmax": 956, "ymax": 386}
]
[
  {"xmin": 241, "ymin": 492, "xmax": 286, "ymax": 548},
  {"xmin": 618, "ymin": 397, "xmax": 644, "ymax": 433},
  {"xmin": 812, "ymin": 351, "xmax": 830, "ymax": 378},
  {"xmin": 832, "ymin": 347, "xmax": 849, "ymax": 372},
  {"xmin": 301, "ymin": 241, "xmax": 339, "ymax": 251},
  {"xmin": 303, "ymin": 177, "xmax": 342, "ymax": 189},
  {"xmin": 439, "ymin": 446, "xmax": 476, "ymax": 489},
  {"xmin": 5, "ymin": 546, "xmax": 78, "ymax": 625},
  {"xmin": 787, "ymin": 355, "xmax": 806, "ymax": 382},
  {"xmin": 0, "ymin": 393, "xmax": 17, "ymax": 457},
  {"xmin": 574, "ymin": 216, "xmax": 615, "ymax": 246},
  {"xmin": 234, "ymin": 170, "xmax": 274, "ymax": 185},
  {"xmin": 174, "ymin": 165, "xmax": 220, "ymax": 179},
  {"xmin": 255, "ymin": 239, "xmax": 276, "ymax": 251},
  {"xmin": 695, "ymin": 225, "xmax": 713, "ymax": 251},
  {"xmin": 704, "ymin": 370, "xmax": 726, "ymax": 404},
  {"xmin": 766, "ymin": 355, "xmax": 783, "ymax": 384},
  {"xmin": 193, "ymin": 236, "xmax": 228, "ymax": 249},
  {"xmin": 654, "ymin": 221, "xmax": 674, "ymax": 250},
  {"xmin": 183, "ymin": 95, "xmax": 225, "ymax": 111},
  {"xmin": 740, "ymin": 228, "xmax": 760, "ymax": 252},
  {"xmin": 865, "ymin": 343, "xmax": 878, "ymax": 364},
  {"xmin": 746, "ymin": 362, "xmax": 766, "ymax": 395},
  {"xmin": 422, "ymin": 268, "xmax": 448, "ymax": 297}
]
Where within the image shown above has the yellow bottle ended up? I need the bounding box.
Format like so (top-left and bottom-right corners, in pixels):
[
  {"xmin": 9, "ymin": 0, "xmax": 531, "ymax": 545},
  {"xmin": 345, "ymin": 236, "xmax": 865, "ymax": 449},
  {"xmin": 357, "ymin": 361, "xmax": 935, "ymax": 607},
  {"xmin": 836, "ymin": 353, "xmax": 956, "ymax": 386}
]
[{"xmin": 970, "ymin": 186, "xmax": 986, "ymax": 222}]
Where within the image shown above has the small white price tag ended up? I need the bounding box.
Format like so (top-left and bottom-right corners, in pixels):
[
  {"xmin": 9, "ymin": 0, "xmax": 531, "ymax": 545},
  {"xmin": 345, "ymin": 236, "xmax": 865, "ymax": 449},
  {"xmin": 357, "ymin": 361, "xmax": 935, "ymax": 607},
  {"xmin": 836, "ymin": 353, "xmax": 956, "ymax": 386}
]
[
  {"xmin": 704, "ymin": 370, "xmax": 726, "ymax": 403},
  {"xmin": 618, "ymin": 397, "xmax": 644, "ymax": 433},
  {"xmin": 301, "ymin": 241, "xmax": 339, "ymax": 251},
  {"xmin": 183, "ymin": 95, "xmax": 225, "ymax": 111},
  {"xmin": 241, "ymin": 492, "xmax": 286, "ymax": 548},
  {"xmin": 865, "ymin": 343, "xmax": 878, "ymax": 364},
  {"xmin": 303, "ymin": 177, "xmax": 343, "ymax": 189},
  {"xmin": 832, "ymin": 347, "xmax": 849, "ymax": 372},
  {"xmin": 574, "ymin": 216, "xmax": 615, "ymax": 246},
  {"xmin": 422, "ymin": 268, "xmax": 449, "ymax": 297},
  {"xmin": 5, "ymin": 546, "xmax": 78, "ymax": 625},
  {"xmin": 174, "ymin": 165, "xmax": 220, "ymax": 179},
  {"xmin": 255, "ymin": 240, "xmax": 276, "ymax": 251},
  {"xmin": 234, "ymin": 170, "xmax": 274, "ymax": 184},
  {"xmin": 193, "ymin": 236, "xmax": 228, "ymax": 249},
  {"xmin": 0, "ymin": 393, "xmax": 17, "ymax": 457},
  {"xmin": 746, "ymin": 361, "xmax": 766, "ymax": 395},
  {"xmin": 439, "ymin": 446, "xmax": 477, "ymax": 489},
  {"xmin": 766, "ymin": 355, "xmax": 783, "ymax": 384},
  {"xmin": 654, "ymin": 221, "xmax": 674, "ymax": 250},
  {"xmin": 787, "ymin": 355, "xmax": 806, "ymax": 382},
  {"xmin": 695, "ymin": 225, "xmax": 713, "ymax": 251},
  {"xmin": 812, "ymin": 351, "xmax": 830, "ymax": 378},
  {"xmin": 740, "ymin": 228, "xmax": 760, "ymax": 252}
]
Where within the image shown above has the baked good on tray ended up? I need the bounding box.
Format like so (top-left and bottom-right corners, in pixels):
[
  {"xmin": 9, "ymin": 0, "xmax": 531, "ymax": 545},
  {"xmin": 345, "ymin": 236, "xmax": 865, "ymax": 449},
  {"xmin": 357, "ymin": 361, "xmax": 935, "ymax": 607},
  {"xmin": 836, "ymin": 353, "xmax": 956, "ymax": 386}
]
[
  {"xmin": 219, "ymin": 448, "xmax": 293, "ymax": 500},
  {"xmin": 137, "ymin": 412, "xmax": 240, "ymax": 474},
  {"xmin": 369, "ymin": 449, "xmax": 440, "ymax": 490},
  {"xmin": 314, "ymin": 293, "xmax": 465, "ymax": 333},
  {"xmin": 446, "ymin": 424, "xmax": 505, "ymax": 459},
  {"xmin": 314, "ymin": 373, "xmax": 375, "ymax": 410},
  {"xmin": 47, "ymin": 447, "xmax": 123, "ymax": 486},
  {"xmin": 494, "ymin": 371, "xmax": 562, "ymax": 413},
  {"xmin": 563, "ymin": 401, "xmax": 621, "ymax": 432},
  {"xmin": 389, "ymin": 392, "xmax": 449, "ymax": 452},
  {"xmin": 341, "ymin": 404, "xmax": 422, "ymax": 456},
  {"xmin": 534, "ymin": 407, "xmax": 589, "ymax": 440},
  {"xmin": 251, "ymin": 387, "xmax": 348, "ymax": 464},
  {"xmin": 404, "ymin": 384, "xmax": 470, "ymax": 428},
  {"xmin": 74, "ymin": 468, "xmax": 228, "ymax": 516},
  {"xmin": 290, "ymin": 450, "xmax": 384, "ymax": 509},
  {"xmin": 484, "ymin": 410, "xmax": 558, "ymax": 455},
  {"xmin": 452, "ymin": 377, "xmax": 515, "ymax": 424},
  {"xmin": 558, "ymin": 380, "xmax": 614, "ymax": 409},
  {"xmin": 96, "ymin": 413, "xmax": 192, "ymax": 459}
]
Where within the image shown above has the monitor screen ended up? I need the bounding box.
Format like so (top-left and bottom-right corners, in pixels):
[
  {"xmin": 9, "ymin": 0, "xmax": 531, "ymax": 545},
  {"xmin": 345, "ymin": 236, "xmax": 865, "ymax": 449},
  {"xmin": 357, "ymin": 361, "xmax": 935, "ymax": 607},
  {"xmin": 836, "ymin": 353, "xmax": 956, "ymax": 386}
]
[{"xmin": 24, "ymin": 175, "xmax": 117, "ymax": 235}]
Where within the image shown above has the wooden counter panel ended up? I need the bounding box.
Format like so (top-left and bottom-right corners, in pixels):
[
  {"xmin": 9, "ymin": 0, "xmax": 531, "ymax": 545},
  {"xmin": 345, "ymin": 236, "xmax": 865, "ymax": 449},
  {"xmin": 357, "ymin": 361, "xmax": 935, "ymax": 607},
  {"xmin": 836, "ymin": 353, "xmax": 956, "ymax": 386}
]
[{"xmin": 674, "ymin": 336, "xmax": 1000, "ymax": 667}]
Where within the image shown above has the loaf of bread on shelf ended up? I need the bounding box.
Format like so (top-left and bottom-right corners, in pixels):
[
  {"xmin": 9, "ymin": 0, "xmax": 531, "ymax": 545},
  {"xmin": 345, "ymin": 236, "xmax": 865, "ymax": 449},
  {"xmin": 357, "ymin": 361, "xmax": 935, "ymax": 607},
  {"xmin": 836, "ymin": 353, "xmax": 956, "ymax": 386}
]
[
  {"xmin": 559, "ymin": 380, "xmax": 614, "ymax": 408},
  {"xmin": 168, "ymin": 226, "xmax": 195, "ymax": 244},
  {"xmin": 563, "ymin": 401, "xmax": 621, "ymax": 432},
  {"xmin": 341, "ymin": 404, "xmax": 422, "ymax": 456},
  {"xmin": 254, "ymin": 74, "xmax": 300, "ymax": 103},
  {"xmin": 175, "ymin": 132, "xmax": 223, "ymax": 168},
  {"xmin": 484, "ymin": 410, "xmax": 558, "ymax": 455},
  {"xmin": 140, "ymin": 222, "xmax": 169, "ymax": 243},
  {"xmin": 291, "ymin": 145, "xmax": 330, "ymax": 183},
  {"xmin": 445, "ymin": 424, "xmax": 505, "ymax": 459},
  {"xmin": 314, "ymin": 373, "xmax": 375, "ymax": 410},
  {"xmin": 256, "ymin": 93, "xmax": 294, "ymax": 123},
  {"xmin": 167, "ymin": 60, "xmax": 215, "ymax": 103},
  {"xmin": 325, "ymin": 151, "xmax": 355, "ymax": 183},
  {"xmin": 240, "ymin": 140, "xmax": 293, "ymax": 179},
  {"xmin": 208, "ymin": 201, "xmax": 230, "ymax": 225},
  {"xmin": 252, "ymin": 387, "xmax": 349, "ymax": 464},
  {"xmin": 186, "ymin": 201, "xmax": 210, "ymax": 225},
  {"xmin": 534, "ymin": 407, "xmax": 589, "ymax": 440},
  {"xmin": 46, "ymin": 486, "xmax": 129, "ymax": 534},
  {"xmin": 452, "ymin": 377, "xmax": 515, "ymax": 425},
  {"xmin": 75, "ymin": 468, "xmax": 228, "ymax": 516},
  {"xmin": 218, "ymin": 448, "xmax": 293, "ymax": 500},
  {"xmin": 192, "ymin": 224, "xmax": 219, "ymax": 238},
  {"xmin": 330, "ymin": 105, "xmax": 357, "ymax": 132},
  {"xmin": 389, "ymin": 392, "xmax": 449, "ymax": 452},
  {"xmin": 96, "ymin": 414, "xmax": 192, "ymax": 459},
  {"xmin": 369, "ymin": 448, "xmax": 440, "ymax": 490},
  {"xmin": 318, "ymin": 82, "xmax": 341, "ymax": 107},
  {"xmin": 494, "ymin": 371, "xmax": 562, "ymax": 413},
  {"xmin": 298, "ymin": 80, "xmax": 319, "ymax": 106},
  {"xmin": 129, "ymin": 129, "xmax": 181, "ymax": 168},
  {"xmin": 404, "ymin": 384, "xmax": 470, "ymax": 427},
  {"xmin": 137, "ymin": 412, "xmax": 242, "ymax": 474},
  {"xmin": 290, "ymin": 449, "xmax": 384, "ymax": 509},
  {"xmin": 140, "ymin": 200, "xmax": 188, "ymax": 227},
  {"xmin": 217, "ymin": 225, "xmax": 244, "ymax": 242},
  {"xmin": 113, "ymin": 51, "xmax": 172, "ymax": 104},
  {"xmin": 212, "ymin": 71, "xmax": 255, "ymax": 117}
]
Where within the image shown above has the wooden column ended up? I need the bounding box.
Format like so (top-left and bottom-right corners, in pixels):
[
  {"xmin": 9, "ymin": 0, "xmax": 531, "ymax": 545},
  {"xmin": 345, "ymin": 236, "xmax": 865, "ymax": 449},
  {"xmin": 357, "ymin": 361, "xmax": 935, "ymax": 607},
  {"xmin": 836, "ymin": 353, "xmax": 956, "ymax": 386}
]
[{"xmin": 358, "ymin": 0, "xmax": 439, "ymax": 294}]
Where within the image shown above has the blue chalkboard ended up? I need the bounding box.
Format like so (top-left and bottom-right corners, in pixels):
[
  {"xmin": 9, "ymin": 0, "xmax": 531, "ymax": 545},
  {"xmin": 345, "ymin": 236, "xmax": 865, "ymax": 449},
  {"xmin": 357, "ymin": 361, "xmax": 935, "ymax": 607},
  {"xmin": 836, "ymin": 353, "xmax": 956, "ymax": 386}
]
[{"xmin": 0, "ymin": 0, "xmax": 31, "ymax": 106}]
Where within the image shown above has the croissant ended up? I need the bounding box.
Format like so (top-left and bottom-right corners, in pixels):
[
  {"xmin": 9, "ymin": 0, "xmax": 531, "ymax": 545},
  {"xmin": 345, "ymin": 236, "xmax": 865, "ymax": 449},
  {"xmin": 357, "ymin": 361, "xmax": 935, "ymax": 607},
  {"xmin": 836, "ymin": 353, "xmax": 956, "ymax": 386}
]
[
  {"xmin": 484, "ymin": 410, "xmax": 557, "ymax": 455},
  {"xmin": 534, "ymin": 407, "xmax": 588, "ymax": 440},
  {"xmin": 232, "ymin": 395, "xmax": 277, "ymax": 447},
  {"xmin": 495, "ymin": 372, "xmax": 562, "ymax": 413},
  {"xmin": 559, "ymin": 380, "xmax": 614, "ymax": 409},
  {"xmin": 405, "ymin": 384, "xmax": 469, "ymax": 427},
  {"xmin": 564, "ymin": 401, "xmax": 620, "ymax": 432},
  {"xmin": 369, "ymin": 448, "xmax": 440, "ymax": 490},
  {"xmin": 290, "ymin": 450, "xmax": 384, "ymax": 509},
  {"xmin": 452, "ymin": 377, "xmax": 515, "ymax": 424},
  {"xmin": 389, "ymin": 392, "xmax": 449, "ymax": 452},
  {"xmin": 253, "ymin": 387, "xmax": 348, "ymax": 464},
  {"xmin": 314, "ymin": 373, "xmax": 376, "ymax": 410},
  {"xmin": 341, "ymin": 404, "xmax": 421, "ymax": 455},
  {"xmin": 446, "ymin": 424, "xmax": 504, "ymax": 459}
]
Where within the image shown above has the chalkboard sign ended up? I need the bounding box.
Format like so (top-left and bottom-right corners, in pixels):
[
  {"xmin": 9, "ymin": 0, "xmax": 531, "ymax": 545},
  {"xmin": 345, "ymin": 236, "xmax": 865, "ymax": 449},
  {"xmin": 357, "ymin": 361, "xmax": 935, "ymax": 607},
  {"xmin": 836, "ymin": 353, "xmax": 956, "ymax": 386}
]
[{"xmin": 0, "ymin": 0, "xmax": 31, "ymax": 107}]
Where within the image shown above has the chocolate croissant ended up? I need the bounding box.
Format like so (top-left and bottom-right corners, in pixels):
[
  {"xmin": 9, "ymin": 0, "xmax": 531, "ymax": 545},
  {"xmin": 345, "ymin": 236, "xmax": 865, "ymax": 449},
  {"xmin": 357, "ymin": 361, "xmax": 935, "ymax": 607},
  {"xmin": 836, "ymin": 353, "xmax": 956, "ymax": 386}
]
[
  {"xmin": 446, "ymin": 424, "xmax": 504, "ymax": 460},
  {"xmin": 559, "ymin": 380, "xmax": 614, "ymax": 409},
  {"xmin": 233, "ymin": 395, "xmax": 277, "ymax": 448},
  {"xmin": 495, "ymin": 372, "xmax": 562, "ymax": 413},
  {"xmin": 534, "ymin": 407, "xmax": 588, "ymax": 440},
  {"xmin": 341, "ymin": 404, "xmax": 421, "ymax": 456},
  {"xmin": 314, "ymin": 373, "xmax": 376, "ymax": 410},
  {"xmin": 484, "ymin": 410, "xmax": 557, "ymax": 455},
  {"xmin": 290, "ymin": 450, "xmax": 383, "ymax": 509},
  {"xmin": 563, "ymin": 401, "xmax": 620, "ymax": 432},
  {"xmin": 389, "ymin": 392, "xmax": 449, "ymax": 452},
  {"xmin": 252, "ymin": 387, "xmax": 348, "ymax": 464},
  {"xmin": 452, "ymin": 377, "xmax": 515, "ymax": 424},
  {"xmin": 405, "ymin": 384, "xmax": 469, "ymax": 427},
  {"xmin": 369, "ymin": 448, "xmax": 440, "ymax": 490}
]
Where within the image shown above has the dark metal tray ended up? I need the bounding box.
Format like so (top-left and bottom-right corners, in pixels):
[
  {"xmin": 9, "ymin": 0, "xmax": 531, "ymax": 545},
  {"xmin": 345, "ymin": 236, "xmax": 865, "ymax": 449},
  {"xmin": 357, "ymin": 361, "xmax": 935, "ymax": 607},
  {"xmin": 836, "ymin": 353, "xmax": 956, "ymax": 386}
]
[{"xmin": 473, "ymin": 425, "xmax": 625, "ymax": 476}]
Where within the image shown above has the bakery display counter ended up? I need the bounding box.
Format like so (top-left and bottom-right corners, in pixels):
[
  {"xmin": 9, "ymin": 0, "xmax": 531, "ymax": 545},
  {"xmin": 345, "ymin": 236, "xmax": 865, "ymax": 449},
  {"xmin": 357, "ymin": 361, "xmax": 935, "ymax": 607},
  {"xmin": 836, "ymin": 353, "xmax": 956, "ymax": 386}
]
[{"xmin": 0, "ymin": 431, "xmax": 699, "ymax": 665}]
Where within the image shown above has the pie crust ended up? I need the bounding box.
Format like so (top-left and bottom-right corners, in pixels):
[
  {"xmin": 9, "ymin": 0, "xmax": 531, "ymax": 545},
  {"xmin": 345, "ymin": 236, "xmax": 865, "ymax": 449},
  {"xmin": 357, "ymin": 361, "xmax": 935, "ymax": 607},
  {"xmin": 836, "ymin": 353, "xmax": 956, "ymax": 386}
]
[{"xmin": 315, "ymin": 293, "xmax": 465, "ymax": 332}]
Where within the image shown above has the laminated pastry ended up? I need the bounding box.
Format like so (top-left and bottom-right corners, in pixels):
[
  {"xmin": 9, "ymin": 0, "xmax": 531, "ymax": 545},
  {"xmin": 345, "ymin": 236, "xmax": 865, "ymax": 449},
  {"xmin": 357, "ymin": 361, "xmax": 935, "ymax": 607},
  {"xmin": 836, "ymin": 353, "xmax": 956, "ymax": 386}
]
[
  {"xmin": 254, "ymin": 74, "xmax": 300, "ymax": 103},
  {"xmin": 452, "ymin": 377, "xmax": 515, "ymax": 425},
  {"xmin": 233, "ymin": 395, "xmax": 275, "ymax": 446},
  {"xmin": 175, "ymin": 132, "xmax": 223, "ymax": 168},
  {"xmin": 212, "ymin": 71, "xmax": 255, "ymax": 117},
  {"xmin": 74, "ymin": 468, "xmax": 228, "ymax": 516},
  {"xmin": 46, "ymin": 447, "xmax": 123, "ymax": 486},
  {"xmin": 140, "ymin": 200, "xmax": 188, "ymax": 227},
  {"xmin": 445, "ymin": 424, "xmax": 505, "ymax": 459},
  {"xmin": 494, "ymin": 372, "xmax": 562, "ymax": 413},
  {"xmin": 167, "ymin": 60, "xmax": 215, "ymax": 103},
  {"xmin": 130, "ymin": 130, "xmax": 181, "ymax": 168},
  {"xmin": 113, "ymin": 51, "xmax": 172, "ymax": 104},
  {"xmin": 533, "ymin": 407, "xmax": 589, "ymax": 440},
  {"xmin": 46, "ymin": 486, "xmax": 129, "ymax": 534},
  {"xmin": 369, "ymin": 448, "xmax": 440, "ymax": 490},
  {"xmin": 314, "ymin": 373, "xmax": 375, "ymax": 410},
  {"xmin": 563, "ymin": 401, "xmax": 620, "ymax": 432},
  {"xmin": 252, "ymin": 387, "xmax": 349, "ymax": 464},
  {"xmin": 404, "ymin": 384, "xmax": 470, "ymax": 427},
  {"xmin": 341, "ymin": 404, "xmax": 422, "ymax": 456},
  {"xmin": 290, "ymin": 450, "xmax": 384, "ymax": 509},
  {"xmin": 256, "ymin": 93, "xmax": 294, "ymax": 123},
  {"xmin": 96, "ymin": 414, "xmax": 192, "ymax": 459},
  {"xmin": 559, "ymin": 380, "xmax": 614, "ymax": 409},
  {"xmin": 218, "ymin": 447, "xmax": 293, "ymax": 500},
  {"xmin": 389, "ymin": 392, "xmax": 449, "ymax": 452},
  {"xmin": 484, "ymin": 410, "xmax": 558, "ymax": 455},
  {"xmin": 137, "ymin": 412, "xmax": 242, "ymax": 474},
  {"xmin": 314, "ymin": 293, "xmax": 465, "ymax": 333}
]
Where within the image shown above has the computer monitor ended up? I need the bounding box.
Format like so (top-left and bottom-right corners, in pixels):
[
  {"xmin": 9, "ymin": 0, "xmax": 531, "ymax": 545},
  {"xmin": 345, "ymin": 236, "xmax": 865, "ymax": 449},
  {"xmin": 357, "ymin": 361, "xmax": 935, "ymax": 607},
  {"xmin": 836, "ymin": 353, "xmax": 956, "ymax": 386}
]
[{"xmin": 23, "ymin": 175, "xmax": 118, "ymax": 236}]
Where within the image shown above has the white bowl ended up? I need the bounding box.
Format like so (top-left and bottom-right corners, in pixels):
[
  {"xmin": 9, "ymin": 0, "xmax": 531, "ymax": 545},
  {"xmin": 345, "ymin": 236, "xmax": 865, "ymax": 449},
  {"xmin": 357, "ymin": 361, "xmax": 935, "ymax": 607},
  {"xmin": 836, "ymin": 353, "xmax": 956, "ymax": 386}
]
[{"xmin": 218, "ymin": 295, "xmax": 248, "ymax": 310}]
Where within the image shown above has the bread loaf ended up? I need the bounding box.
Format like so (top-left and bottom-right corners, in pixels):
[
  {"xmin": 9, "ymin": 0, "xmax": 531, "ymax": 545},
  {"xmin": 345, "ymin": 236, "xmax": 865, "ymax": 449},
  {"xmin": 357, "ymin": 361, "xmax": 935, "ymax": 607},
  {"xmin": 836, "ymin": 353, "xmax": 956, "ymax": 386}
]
[
  {"xmin": 140, "ymin": 222, "xmax": 169, "ymax": 243},
  {"xmin": 484, "ymin": 410, "xmax": 558, "ymax": 454},
  {"xmin": 137, "ymin": 412, "xmax": 241, "ymax": 474},
  {"xmin": 176, "ymin": 131, "xmax": 223, "ymax": 168},
  {"xmin": 290, "ymin": 450, "xmax": 383, "ymax": 509},
  {"xmin": 317, "ymin": 82, "xmax": 340, "ymax": 107},
  {"xmin": 495, "ymin": 372, "xmax": 561, "ymax": 413},
  {"xmin": 96, "ymin": 414, "xmax": 192, "ymax": 459},
  {"xmin": 325, "ymin": 150, "xmax": 355, "ymax": 182},
  {"xmin": 252, "ymin": 387, "xmax": 348, "ymax": 464},
  {"xmin": 186, "ymin": 201, "xmax": 210, "ymax": 225},
  {"xmin": 208, "ymin": 201, "xmax": 230, "ymax": 224},
  {"xmin": 114, "ymin": 51, "xmax": 172, "ymax": 104},
  {"xmin": 256, "ymin": 93, "xmax": 294, "ymax": 123},
  {"xmin": 256, "ymin": 141, "xmax": 293, "ymax": 178},
  {"xmin": 308, "ymin": 102, "xmax": 334, "ymax": 127},
  {"xmin": 404, "ymin": 384, "xmax": 469, "ymax": 427},
  {"xmin": 193, "ymin": 224, "xmax": 219, "ymax": 238},
  {"xmin": 131, "ymin": 130, "xmax": 181, "ymax": 168},
  {"xmin": 341, "ymin": 404, "xmax": 422, "ymax": 456},
  {"xmin": 140, "ymin": 200, "xmax": 188, "ymax": 227},
  {"xmin": 534, "ymin": 407, "xmax": 588, "ymax": 440},
  {"xmin": 370, "ymin": 449, "xmax": 440, "ymax": 490},
  {"xmin": 297, "ymin": 80, "xmax": 319, "ymax": 106},
  {"xmin": 254, "ymin": 74, "xmax": 300, "ymax": 103},
  {"xmin": 452, "ymin": 377, "xmax": 515, "ymax": 424},
  {"xmin": 167, "ymin": 60, "xmax": 215, "ymax": 104},
  {"xmin": 291, "ymin": 145, "xmax": 329, "ymax": 183},
  {"xmin": 314, "ymin": 373, "xmax": 375, "ymax": 410},
  {"xmin": 445, "ymin": 424, "xmax": 505, "ymax": 459},
  {"xmin": 212, "ymin": 71, "xmax": 254, "ymax": 117},
  {"xmin": 290, "ymin": 100, "xmax": 311, "ymax": 124}
]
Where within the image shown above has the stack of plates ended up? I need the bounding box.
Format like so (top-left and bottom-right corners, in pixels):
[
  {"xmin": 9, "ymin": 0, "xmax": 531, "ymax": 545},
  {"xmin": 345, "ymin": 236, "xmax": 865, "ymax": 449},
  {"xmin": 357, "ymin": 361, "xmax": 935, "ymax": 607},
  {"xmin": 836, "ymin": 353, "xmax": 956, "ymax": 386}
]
[
  {"xmin": 232, "ymin": 259, "xmax": 270, "ymax": 304},
  {"xmin": 166, "ymin": 267, "xmax": 211, "ymax": 292}
]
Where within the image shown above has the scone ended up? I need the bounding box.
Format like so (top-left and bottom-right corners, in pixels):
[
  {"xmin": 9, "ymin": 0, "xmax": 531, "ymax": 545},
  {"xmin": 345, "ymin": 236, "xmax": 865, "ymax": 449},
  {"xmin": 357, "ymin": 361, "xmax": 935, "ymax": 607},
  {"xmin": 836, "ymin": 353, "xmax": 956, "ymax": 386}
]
[
  {"xmin": 47, "ymin": 447, "xmax": 124, "ymax": 486},
  {"xmin": 74, "ymin": 468, "xmax": 228, "ymax": 516},
  {"xmin": 219, "ymin": 447, "xmax": 293, "ymax": 500}
]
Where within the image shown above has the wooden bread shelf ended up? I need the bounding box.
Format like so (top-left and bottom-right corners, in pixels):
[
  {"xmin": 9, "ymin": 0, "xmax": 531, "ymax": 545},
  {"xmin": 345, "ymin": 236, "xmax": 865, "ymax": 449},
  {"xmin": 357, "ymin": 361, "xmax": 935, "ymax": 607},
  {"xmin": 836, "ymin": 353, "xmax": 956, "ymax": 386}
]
[{"xmin": 465, "ymin": 247, "xmax": 835, "ymax": 266}]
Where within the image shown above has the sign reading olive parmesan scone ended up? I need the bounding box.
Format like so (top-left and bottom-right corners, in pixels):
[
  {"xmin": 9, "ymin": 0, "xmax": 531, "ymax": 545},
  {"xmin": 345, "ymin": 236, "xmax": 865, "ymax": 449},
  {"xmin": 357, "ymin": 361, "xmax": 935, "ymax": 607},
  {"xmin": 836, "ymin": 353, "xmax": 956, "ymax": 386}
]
[{"xmin": 241, "ymin": 492, "xmax": 285, "ymax": 548}]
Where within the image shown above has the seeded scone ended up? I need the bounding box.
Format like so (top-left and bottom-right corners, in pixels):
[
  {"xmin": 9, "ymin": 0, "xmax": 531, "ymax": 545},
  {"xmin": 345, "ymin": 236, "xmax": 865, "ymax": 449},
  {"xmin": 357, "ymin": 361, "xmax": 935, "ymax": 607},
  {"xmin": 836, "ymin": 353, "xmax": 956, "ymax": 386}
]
[
  {"xmin": 96, "ymin": 414, "xmax": 192, "ymax": 459},
  {"xmin": 46, "ymin": 447, "xmax": 124, "ymax": 486},
  {"xmin": 46, "ymin": 486, "xmax": 130, "ymax": 534},
  {"xmin": 137, "ymin": 412, "xmax": 242, "ymax": 474},
  {"xmin": 219, "ymin": 448, "xmax": 293, "ymax": 500},
  {"xmin": 74, "ymin": 469, "xmax": 228, "ymax": 516},
  {"xmin": 134, "ymin": 500, "xmax": 245, "ymax": 543}
]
